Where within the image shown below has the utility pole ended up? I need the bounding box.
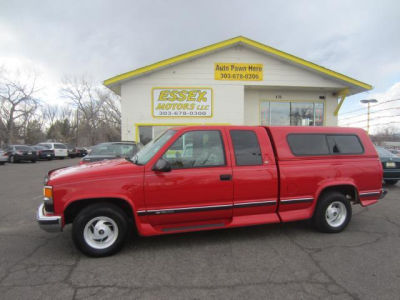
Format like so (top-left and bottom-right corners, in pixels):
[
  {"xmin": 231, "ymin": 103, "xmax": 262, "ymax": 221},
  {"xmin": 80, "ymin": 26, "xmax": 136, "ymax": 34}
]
[{"xmin": 360, "ymin": 99, "xmax": 378, "ymax": 134}]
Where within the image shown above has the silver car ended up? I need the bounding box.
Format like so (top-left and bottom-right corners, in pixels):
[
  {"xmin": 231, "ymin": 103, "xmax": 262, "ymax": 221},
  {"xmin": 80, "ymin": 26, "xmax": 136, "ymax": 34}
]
[{"xmin": 0, "ymin": 149, "xmax": 7, "ymax": 165}]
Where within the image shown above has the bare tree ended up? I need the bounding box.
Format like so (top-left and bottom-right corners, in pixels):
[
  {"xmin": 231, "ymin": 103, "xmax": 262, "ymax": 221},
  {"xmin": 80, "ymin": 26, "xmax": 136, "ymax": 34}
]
[
  {"xmin": 370, "ymin": 126, "xmax": 400, "ymax": 145},
  {"xmin": 99, "ymin": 89, "xmax": 121, "ymax": 129},
  {"xmin": 0, "ymin": 69, "xmax": 40, "ymax": 144},
  {"xmin": 42, "ymin": 104, "xmax": 59, "ymax": 128},
  {"xmin": 60, "ymin": 75, "xmax": 121, "ymax": 145}
]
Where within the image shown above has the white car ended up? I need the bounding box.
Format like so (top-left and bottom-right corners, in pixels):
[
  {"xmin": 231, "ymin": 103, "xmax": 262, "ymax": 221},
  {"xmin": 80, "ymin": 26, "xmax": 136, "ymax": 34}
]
[
  {"xmin": 0, "ymin": 149, "xmax": 7, "ymax": 165},
  {"xmin": 37, "ymin": 142, "xmax": 68, "ymax": 159}
]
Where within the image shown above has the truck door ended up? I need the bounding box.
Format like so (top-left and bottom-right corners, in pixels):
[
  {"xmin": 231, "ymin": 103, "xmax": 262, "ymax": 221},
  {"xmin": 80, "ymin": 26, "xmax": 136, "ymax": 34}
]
[
  {"xmin": 144, "ymin": 129, "xmax": 233, "ymax": 228},
  {"xmin": 227, "ymin": 128, "xmax": 279, "ymax": 218}
]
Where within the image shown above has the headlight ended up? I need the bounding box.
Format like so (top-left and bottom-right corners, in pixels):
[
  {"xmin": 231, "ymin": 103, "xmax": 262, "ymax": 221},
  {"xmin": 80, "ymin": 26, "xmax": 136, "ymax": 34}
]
[{"xmin": 43, "ymin": 186, "xmax": 54, "ymax": 212}]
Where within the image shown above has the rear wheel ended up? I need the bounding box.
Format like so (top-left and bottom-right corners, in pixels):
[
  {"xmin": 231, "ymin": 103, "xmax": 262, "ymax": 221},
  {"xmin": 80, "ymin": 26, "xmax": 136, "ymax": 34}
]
[
  {"xmin": 384, "ymin": 180, "xmax": 398, "ymax": 185},
  {"xmin": 72, "ymin": 203, "xmax": 129, "ymax": 257},
  {"xmin": 313, "ymin": 191, "xmax": 352, "ymax": 233},
  {"xmin": 31, "ymin": 159, "xmax": 37, "ymax": 163},
  {"xmin": 9, "ymin": 155, "xmax": 17, "ymax": 163}
]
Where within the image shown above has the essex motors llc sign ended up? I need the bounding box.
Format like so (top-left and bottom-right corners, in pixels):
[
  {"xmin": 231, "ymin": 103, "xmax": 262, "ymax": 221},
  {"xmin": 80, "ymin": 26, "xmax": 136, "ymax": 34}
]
[{"xmin": 152, "ymin": 88, "xmax": 213, "ymax": 118}]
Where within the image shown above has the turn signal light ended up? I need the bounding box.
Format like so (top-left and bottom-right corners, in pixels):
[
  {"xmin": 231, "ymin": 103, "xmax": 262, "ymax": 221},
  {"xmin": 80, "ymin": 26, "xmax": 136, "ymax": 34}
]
[{"xmin": 43, "ymin": 186, "xmax": 53, "ymax": 199}]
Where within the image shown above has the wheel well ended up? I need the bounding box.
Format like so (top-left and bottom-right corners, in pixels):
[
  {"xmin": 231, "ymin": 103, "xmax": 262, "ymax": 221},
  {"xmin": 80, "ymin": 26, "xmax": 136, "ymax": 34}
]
[
  {"xmin": 318, "ymin": 185, "xmax": 358, "ymax": 204},
  {"xmin": 64, "ymin": 198, "xmax": 135, "ymax": 225}
]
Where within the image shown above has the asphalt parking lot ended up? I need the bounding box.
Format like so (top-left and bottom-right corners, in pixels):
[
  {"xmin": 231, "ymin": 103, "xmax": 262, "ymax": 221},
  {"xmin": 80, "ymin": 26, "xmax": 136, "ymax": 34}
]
[{"xmin": 0, "ymin": 159, "xmax": 399, "ymax": 299}]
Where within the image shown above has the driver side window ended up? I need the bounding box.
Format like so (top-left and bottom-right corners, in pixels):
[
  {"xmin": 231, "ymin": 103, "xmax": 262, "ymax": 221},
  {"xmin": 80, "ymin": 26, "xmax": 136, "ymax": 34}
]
[{"xmin": 162, "ymin": 130, "xmax": 225, "ymax": 169}]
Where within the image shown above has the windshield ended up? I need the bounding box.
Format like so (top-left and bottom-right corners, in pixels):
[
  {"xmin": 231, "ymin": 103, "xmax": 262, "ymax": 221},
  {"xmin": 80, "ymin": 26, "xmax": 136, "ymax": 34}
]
[
  {"xmin": 375, "ymin": 146, "xmax": 397, "ymax": 157},
  {"xmin": 134, "ymin": 130, "xmax": 176, "ymax": 165},
  {"xmin": 91, "ymin": 143, "xmax": 136, "ymax": 157}
]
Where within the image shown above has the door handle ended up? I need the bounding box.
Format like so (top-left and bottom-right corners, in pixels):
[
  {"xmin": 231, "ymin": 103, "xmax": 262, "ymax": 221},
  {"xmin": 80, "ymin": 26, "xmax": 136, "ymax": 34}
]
[{"xmin": 220, "ymin": 174, "xmax": 232, "ymax": 181}]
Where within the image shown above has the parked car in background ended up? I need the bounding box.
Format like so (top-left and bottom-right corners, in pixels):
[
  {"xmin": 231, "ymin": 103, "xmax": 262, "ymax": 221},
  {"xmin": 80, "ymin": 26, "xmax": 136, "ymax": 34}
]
[
  {"xmin": 389, "ymin": 149, "xmax": 400, "ymax": 156},
  {"xmin": 75, "ymin": 147, "xmax": 88, "ymax": 157},
  {"xmin": 376, "ymin": 146, "xmax": 400, "ymax": 185},
  {"xmin": 84, "ymin": 146, "xmax": 93, "ymax": 155},
  {"xmin": 67, "ymin": 146, "xmax": 88, "ymax": 158},
  {"xmin": 5, "ymin": 145, "xmax": 37, "ymax": 163},
  {"xmin": 36, "ymin": 143, "xmax": 68, "ymax": 159},
  {"xmin": 0, "ymin": 149, "xmax": 8, "ymax": 165},
  {"xmin": 32, "ymin": 145, "xmax": 55, "ymax": 160},
  {"xmin": 80, "ymin": 142, "xmax": 141, "ymax": 164},
  {"xmin": 67, "ymin": 145, "xmax": 78, "ymax": 158}
]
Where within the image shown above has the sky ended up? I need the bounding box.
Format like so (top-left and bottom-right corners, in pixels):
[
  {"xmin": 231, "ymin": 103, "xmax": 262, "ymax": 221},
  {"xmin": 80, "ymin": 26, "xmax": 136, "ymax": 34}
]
[{"xmin": 1, "ymin": 0, "xmax": 400, "ymax": 132}]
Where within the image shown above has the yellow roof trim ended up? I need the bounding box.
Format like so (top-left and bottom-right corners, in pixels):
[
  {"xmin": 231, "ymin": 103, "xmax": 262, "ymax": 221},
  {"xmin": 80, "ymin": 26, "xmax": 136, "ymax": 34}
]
[{"xmin": 103, "ymin": 36, "xmax": 372, "ymax": 91}]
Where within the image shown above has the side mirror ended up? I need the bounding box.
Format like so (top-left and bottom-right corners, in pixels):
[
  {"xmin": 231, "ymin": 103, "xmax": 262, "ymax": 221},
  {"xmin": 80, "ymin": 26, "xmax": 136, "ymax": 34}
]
[{"xmin": 152, "ymin": 158, "xmax": 171, "ymax": 172}]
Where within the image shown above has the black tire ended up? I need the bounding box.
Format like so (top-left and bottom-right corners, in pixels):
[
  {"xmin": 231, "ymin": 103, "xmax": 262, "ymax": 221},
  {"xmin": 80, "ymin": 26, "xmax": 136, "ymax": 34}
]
[
  {"xmin": 31, "ymin": 159, "xmax": 37, "ymax": 163},
  {"xmin": 0, "ymin": 162, "xmax": 5, "ymax": 165},
  {"xmin": 9, "ymin": 155, "xmax": 17, "ymax": 163},
  {"xmin": 72, "ymin": 203, "xmax": 129, "ymax": 257},
  {"xmin": 60, "ymin": 157, "xmax": 65, "ymax": 160},
  {"xmin": 384, "ymin": 180, "xmax": 398, "ymax": 185},
  {"xmin": 313, "ymin": 191, "xmax": 352, "ymax": 233}
]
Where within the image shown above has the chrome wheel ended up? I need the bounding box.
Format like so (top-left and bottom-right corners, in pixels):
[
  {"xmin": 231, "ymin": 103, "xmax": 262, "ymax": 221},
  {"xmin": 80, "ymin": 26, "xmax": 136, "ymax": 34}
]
[
  {"xmin": 83, "ymin": 216, "xmax": 119, "ymax": 249},
  {"xmin": 325, "ymin": 201, "xmax": 347, "ymax": 228}
]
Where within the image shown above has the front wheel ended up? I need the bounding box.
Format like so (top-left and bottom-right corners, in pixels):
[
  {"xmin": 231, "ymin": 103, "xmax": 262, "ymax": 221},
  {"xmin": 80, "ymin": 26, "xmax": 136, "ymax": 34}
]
[
  {"xmin": 9, "ymin": 155, "xmax": 16, "ymax": 163},
  {"xmin": 313, "ymin": 192, "xmax": 352, "ymax": 233},
  {"xmin": 384, "ymin": 180, "xmax": 398, "ymax": 185},
  {"xmin": 72, "ymin": 204, "xmax": 128, "ymax": 257}
]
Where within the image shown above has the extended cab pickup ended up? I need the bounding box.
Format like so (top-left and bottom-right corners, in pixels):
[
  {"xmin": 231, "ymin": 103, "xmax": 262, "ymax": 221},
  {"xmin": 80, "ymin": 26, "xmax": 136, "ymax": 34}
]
[{"xmin": 37, "ymin": 126, "xmax": 385, "ymax": 256}]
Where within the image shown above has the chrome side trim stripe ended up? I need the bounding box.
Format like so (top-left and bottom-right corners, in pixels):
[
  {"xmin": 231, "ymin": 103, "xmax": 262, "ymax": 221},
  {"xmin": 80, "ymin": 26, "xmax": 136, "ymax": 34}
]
[
  {"xmin": 359, "ymin": 191, "xmax": 381, "ymax": 198},
  {"xmin": 138, "ymin": 204, "xmax": 232, "ymax": 216},
  {"xmin": 137, "ymin": 200, "xmax": 277, "ymax": 216},
  {"xmin": 234, "ymin": 200, "xmax": 276, "ymax": 208},
  {"xmin": 162, "ymin": 223, "xmax": 225, "ymax": 232},
  {"xmin": 280, "ymin": 198, "xmax": 314, "ymax": 205}
]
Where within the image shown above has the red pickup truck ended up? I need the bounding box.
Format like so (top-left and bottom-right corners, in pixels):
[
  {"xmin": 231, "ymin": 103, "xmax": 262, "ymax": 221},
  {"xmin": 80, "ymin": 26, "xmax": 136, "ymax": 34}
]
[{"xmin": 37, "ymin": 126, "xmax": 385, "ymax": 257}]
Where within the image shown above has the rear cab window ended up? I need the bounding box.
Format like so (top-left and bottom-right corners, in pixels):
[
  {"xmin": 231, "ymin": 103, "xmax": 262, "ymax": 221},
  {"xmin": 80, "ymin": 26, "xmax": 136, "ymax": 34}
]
[
  {"xmin": 230, "ymin": 130, "xmax": 262, "ymax": 166},
  {"xmin": 287, "ymin": 134, "xmax": 364, "ymax": 156},
  {"xmin": 326, "ymin": 135, "xmax": 364, "ymax": 154}
]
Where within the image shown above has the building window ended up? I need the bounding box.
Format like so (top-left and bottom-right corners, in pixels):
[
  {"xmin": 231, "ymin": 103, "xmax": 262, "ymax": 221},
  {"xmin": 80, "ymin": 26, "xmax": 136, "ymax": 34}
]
[{"xmin": 260, "ymin": 101, "xmax": 324, "ymax": 126}]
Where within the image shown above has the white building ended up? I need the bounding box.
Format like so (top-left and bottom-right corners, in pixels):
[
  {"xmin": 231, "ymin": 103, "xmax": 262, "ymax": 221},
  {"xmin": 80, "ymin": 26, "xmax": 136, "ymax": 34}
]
[{"xmin": 104, "ymin": 36, "xmax": 372, "ymax": 143}]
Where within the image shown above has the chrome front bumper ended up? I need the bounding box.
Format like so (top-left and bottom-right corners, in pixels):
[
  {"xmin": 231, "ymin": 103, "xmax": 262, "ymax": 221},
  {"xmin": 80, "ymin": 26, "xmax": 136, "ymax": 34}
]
[{"xmin": 36, "ymin": 203, "xmax": 62, "ymax": 232}]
